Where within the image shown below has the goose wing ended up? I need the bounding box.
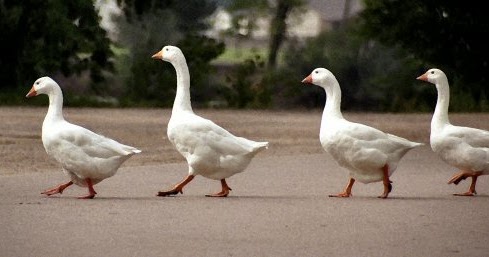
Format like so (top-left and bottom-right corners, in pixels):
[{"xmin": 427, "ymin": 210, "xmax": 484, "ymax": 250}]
[
  {"xmin": 169, "ymin": 115, "xmax": 258, "ymax": 157},
  {"xmin": 44, "ymin": 122, "xmax": 139, "ymax": 165},
  {"xmin": 445, "ymin": 125, "xmax": 489, "ymax": 148}
]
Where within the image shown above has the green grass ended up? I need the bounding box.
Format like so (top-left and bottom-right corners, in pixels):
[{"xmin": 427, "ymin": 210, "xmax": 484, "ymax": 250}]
[
  {"xmin": 213, "ymin": 47, "xmax": 268, "ymax": 64},
  {"xmin": 213, "ymin": 46, "xmax": 288, "ymax": 66}
]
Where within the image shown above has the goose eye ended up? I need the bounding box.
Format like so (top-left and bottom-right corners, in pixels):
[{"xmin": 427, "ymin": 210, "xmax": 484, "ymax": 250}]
[
  {"xmin": 35, "ymin": 81, "xmax": 40, "ymax": 85},
  {"xmin": 315, "ymin": 71, "xmax": 319, "ymax": 74},
  {"xmin": 430, "ymin": 71, "xmax": 435, "ymax": 74}
]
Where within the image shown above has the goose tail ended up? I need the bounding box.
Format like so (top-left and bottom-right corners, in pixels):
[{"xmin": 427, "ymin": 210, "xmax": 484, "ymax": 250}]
[
  {"xmin": 132, "ymin": 149, "xmax": 142, "ymax": 154},
  {"xmin": 410, "ymin": 141, "xmax": 424, "ymax": 148},
  {"xmin": 252, "ymin": 141, "xmax": 269, "ymax": 153},
  {"xmin": 121, "ymin": 145, "xmax": 142, "ymax": 156}
]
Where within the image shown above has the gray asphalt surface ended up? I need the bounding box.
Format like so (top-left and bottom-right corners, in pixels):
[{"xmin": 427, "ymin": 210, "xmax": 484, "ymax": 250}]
[{"xmin": 1, "ymin": 146, "xmax": 489, "ymax": 257}]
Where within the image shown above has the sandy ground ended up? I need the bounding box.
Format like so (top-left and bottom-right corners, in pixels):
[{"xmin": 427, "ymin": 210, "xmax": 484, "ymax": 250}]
[
  {"xmin": 1, "ymin": 107, "xmax": 489, "ymax": 256},
  {"xmin": 0, "ymin": 106, "xmax": 438, "ymax": 175}
]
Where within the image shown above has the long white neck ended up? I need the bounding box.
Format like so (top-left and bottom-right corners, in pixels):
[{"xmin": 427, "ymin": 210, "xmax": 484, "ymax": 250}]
[
  {"xmin": 170, "ymin": 56, "xmax": 193, "ymax": 114},
  {"xmin": 432, "ymin": 77, "xmax": 451, "ymax": 130},
  {"xmin": 322, "ymin": 80, "xmax": 344, "ymax": 120},
  {"xmin": 44, "ymin": 86, "xmax": 64, "ymax": 123}
]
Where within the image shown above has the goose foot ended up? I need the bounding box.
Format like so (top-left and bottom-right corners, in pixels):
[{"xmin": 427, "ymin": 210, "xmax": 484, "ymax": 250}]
[
  {"xmin": 450, "ymin": 171, "xmax": 482, "ymax": 196},
  {"xmin": 448, "ymin": 171, "xmax": 468, "ymax": 185},
  {"xmin": 205, "ymin": 179, "xmax": 232, "ymax": 197},
  {"xmin": 329, "ymin": 192, "xmax": 352, "ymax": 197},
  {"xmin": 77, "ymin": 178, "xmax": 96, "ymax": 199},
  {"xmin": 378, "ymin": 182, "xmax": 392, "ymax": 199},
  {"xmin": 453, "ymin": 191, "xmax": 476, "ymax": 196},
  {"xmin": 77, "ymin": 193, "xmax": 96, "ymax": 199},
  {"xmin": 41, "ymin": 181, "xmax": 74, "ymax": 196},
  {"xmin": 378, "ymin": 165, "xmax": 392, "ymax": 199},
  {"xmin": 157, "ymin": 188, "xmax": 183, "ymax": 197},
  {"xmin": 205, "ymin": 190, "xmax": 231, "ymax": 197},
  {"xmin": 157, "ymin": 175, "xmax": 194, "ymax": 197},
  {"xmin": 329, "ymin": 178, "xmax": 355, "ymax": 198}
]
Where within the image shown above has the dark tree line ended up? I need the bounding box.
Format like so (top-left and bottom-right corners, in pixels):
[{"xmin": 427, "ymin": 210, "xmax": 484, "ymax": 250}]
[
  {"xmin": 359, "ymin": 0, "xmax": 489, "ymax": 105},
  {"xmin": 0, "ymin": 0, "xmax": 113, "ymax": 92},
  {"xmin": 0, "ymin": 0, "xmax": 487, "ymax": 111},
  {"xmin": 113, "ymin": 0, "xmax": 225, "ymax": 106}
]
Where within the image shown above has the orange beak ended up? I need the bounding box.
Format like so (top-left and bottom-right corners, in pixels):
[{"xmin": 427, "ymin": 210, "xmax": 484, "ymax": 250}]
[
  {"xmin": 26, "ymin": 86, "xmax": 37, "ymax": 98},
  {"xmin": 151, "ymin": 50, "xmax": 163, "ymax": 60},
  {"xmin": 301, "ymin": 74, "xmax": 313, "ymax": 84},
  {"xmin": 416, "ymin": 73, "xmax": 428, "ymax": 81}
]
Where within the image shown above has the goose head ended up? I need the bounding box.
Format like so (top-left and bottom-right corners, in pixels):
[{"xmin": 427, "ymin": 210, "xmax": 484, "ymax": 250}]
[
  {"xmin": 26, "ymin": 77, "xmax": 58, "ymax": 98},
  {"xmin": 416, "ymin": 68, "xmax": 447, "ymax": 85},
  {"xmin": 151, "ymin": 45, "xmax": 184, "ymax": 64},
  {"xmin": 301, "ymin": 68, "xmax": 337, "ymax": 88}
]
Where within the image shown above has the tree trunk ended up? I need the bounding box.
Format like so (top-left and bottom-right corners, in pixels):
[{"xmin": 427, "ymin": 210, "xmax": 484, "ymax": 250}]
[{"xmin": 267, "ymin": 0, "xmax": 291, "ymax": 69}]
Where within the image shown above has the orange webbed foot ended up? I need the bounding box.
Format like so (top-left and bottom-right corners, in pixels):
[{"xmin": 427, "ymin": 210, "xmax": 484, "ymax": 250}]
[
  {"xmin": 77, "ymin": 193, "xmax": 96, "ymax": 199},
  {"xmin": 328, "ymin": 192, "xmax": 352, "ymax": 198},
  {"xmin": 205, "ymin": 179, "xmax": 232, "ymax": 197},
  {"xmin": 41, "ymin": 181, "xmax": 73, "ymax": 196},
  {"xmin": 157, "ymin": 188, "xmax": 183, "ymax": 197}
]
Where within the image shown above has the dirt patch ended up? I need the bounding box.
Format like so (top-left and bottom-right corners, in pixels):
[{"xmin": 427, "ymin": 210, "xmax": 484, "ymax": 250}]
[{"xmin": 1, "ymin": 106, "xmax": 488, "ymax": 175}]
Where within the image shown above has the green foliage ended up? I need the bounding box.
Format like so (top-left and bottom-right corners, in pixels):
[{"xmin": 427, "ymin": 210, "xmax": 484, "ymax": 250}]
[
  {"xmin": 280, "ymin": 26, "xmax": 367, "ymax": 109},
  {"xmin": 177, "ymin": 35, "xmax": 226, "ymax": 103},
  {"xmin": 116, "ymin": 0, "xmax": 217, "ymax": 32},
  {"xmin": 113, "ymin": 0, "xmax": 225, "ymax": 107},
  {"xmin": 260, "ymin": 21, "xmax": 431, "ymax": 111},
  {"xmin": 221, "ymin": 0, "xmax": 487, "ymax": 112},
  {"xmin": 119, "ymin": 33, "xmax": 225, "ymax": 107},
  {"xmin": 0, "ymin": 0, "xmax": 113, "ymax": 93},
  {"xmin": 224, "ymin": 0, "xmax": 269, "ymax": 11},
  {"xmin": 221, "ymin": 0, "xmax": 304, "ymax": 68},
  {"xmin": 359, "ymin": 0, "xmax": 489, "ymax": 110},
  {"xmin": 113, "ymin": 7, "xmax": 180, "ymax": 106},
  {"xmin": 224, "ymin": 55, "xmax": 269, "ymax": 108},
  {"xmin": 268, "ymin": 0, "xmax": 303, "ymax": 68}
]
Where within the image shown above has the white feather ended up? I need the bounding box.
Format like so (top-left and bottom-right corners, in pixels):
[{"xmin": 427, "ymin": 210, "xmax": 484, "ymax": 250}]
[
  {"xmin": 160, "ymin": 46, "xmax": 268, "ymax": 181},
  {"xmin": 306, "ymin": 68, "xmax": 422, "ymax": 184},
  {"xmin": 420, "ymin": 68, "xmax": 489, "ymax": 174},
  {"xmin": 28, "ymin": 77, "xmax": 140, "ymax": 187}
]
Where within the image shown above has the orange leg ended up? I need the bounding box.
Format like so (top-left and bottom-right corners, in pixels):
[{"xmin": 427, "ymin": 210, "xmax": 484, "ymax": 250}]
[
  {"xmin": 329, "ymin": 178, "xmax": 355, "ymax": 198},
  {"xmin": 451, "ymin": 171, "xmax": 482, "ymax": 196},
  {"xmin": 41, "ymin": 181, "xmax": 74, "ymax": 196},
  {"xmin": 78, "ymin": 178, "xmax": 97, "ymax": 199},
  {"xmin": 378, "ymin": 164, "xmax": 392, "ymax": 199},
  {"xmin": 157, "ymin": 175, "xmax": 195, "ymax": 197},
  {"xmin": 206, "ymin": 179, "xmax": 232, "ymax": 197},
  {"xmin": 448, "ymin": 170, "xmax": 469, "ymax": 185}
]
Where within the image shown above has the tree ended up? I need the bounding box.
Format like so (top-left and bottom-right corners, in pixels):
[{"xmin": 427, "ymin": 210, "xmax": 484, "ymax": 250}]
[
  {"xmin": 116, "ymin": 0, "xmax": 216, "ymax": 32},
  {"xmin": 217, "ymin": 0, "xmax": 305, "ymax": 108},
  {"xmin": 0, "ymin": 0, "xmax": 113, "ymax": 92},
  {"xmin": 223, "ymin": 0, "xmax": 304, "ymax": 68},
  {"xmin": 267, "ymin": 0, "xmax": 303, "ymax": 68},
  {"xmin": 113, "ymin": 0, "xmax": 225, "ymax": 106},
  {"xmin": 359, "ymin": 0, "xmax": 489, "ymax": 108},
  {"xmin": 263, "ymin": 19, "xmax": 430, "ymax": 111}
]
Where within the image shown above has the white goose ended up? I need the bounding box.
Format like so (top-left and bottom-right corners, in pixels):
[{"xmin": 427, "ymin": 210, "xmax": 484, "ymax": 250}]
[
  {"xmin": 302, "ymin": 68, "xmax": 422, "ymax": 198},
  {"xmin": 26, "ymin": 77, "xmax": 141, "ymax": 199},
  {"xmin": 417, "ymin": 68, "xmax": 489, "ymax": 196},
  {"xmin": 151, "ymin": 45, "xmax": 268, "ymax": 197}
]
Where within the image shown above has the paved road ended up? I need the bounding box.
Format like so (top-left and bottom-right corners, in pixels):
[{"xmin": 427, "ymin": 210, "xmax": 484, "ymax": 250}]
[{"xmin": 1, "ymin": 147, "xmax": 488, "ymax": 257}]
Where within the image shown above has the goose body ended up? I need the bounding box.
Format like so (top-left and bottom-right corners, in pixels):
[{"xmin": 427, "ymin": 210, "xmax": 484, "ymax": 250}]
[
  {"xmin": 320, "ymin": 117, "xmax": 421, "ymax": 184},
  {"xmin": 26, "ymin": 77, "xmax": 141, "ymax": 198},
  {"xmin": 302, "ymin": 68, "xmax": 422, "ymax": 198},
  {"xmin": 167, "ymin": 109, "xmax": 268, "ymax": 180},
  {"xmin": 417, "ymin": 68, "xmax": 489, "ymax": 196},
  {"xmin": 152, "ymin": 45, "xmax": 268, "ymax": 197}
]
